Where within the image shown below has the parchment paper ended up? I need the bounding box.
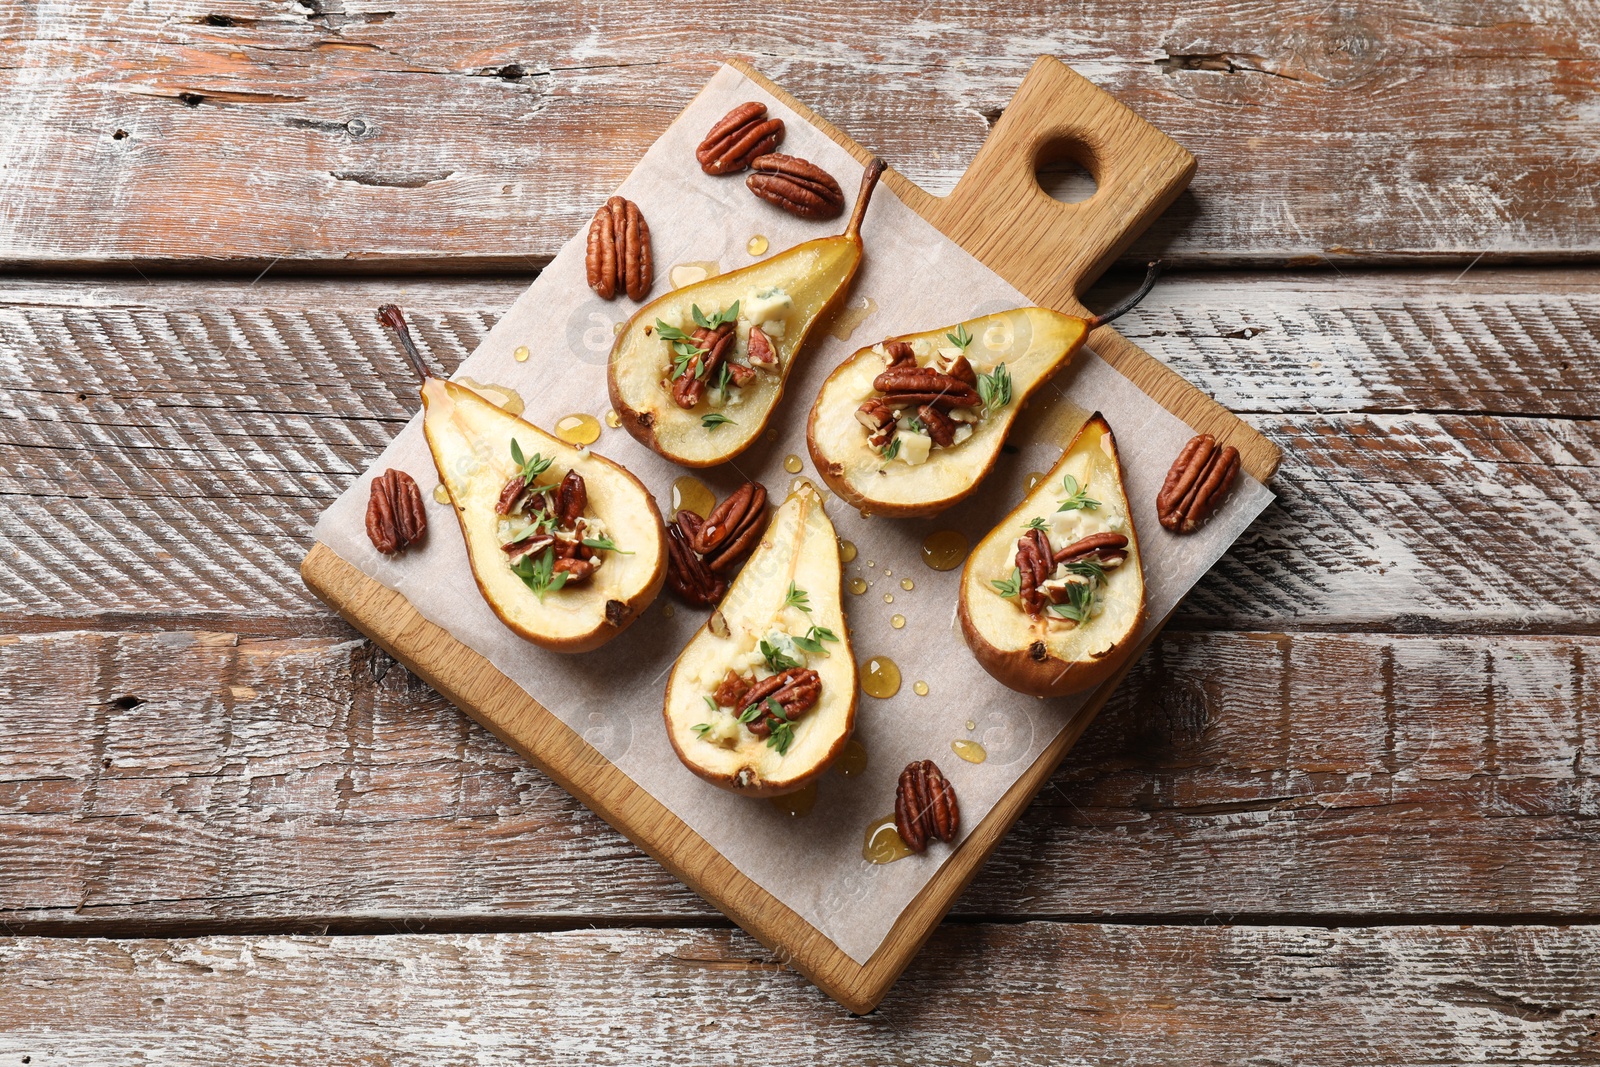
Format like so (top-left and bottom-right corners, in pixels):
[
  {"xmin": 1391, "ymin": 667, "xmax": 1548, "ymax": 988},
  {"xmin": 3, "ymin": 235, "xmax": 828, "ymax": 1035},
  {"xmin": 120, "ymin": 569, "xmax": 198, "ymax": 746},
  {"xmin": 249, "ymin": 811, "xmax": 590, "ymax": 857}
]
[{"xmin": 311, "ymin": 65, "xmax": 1274, "ymax": 964}]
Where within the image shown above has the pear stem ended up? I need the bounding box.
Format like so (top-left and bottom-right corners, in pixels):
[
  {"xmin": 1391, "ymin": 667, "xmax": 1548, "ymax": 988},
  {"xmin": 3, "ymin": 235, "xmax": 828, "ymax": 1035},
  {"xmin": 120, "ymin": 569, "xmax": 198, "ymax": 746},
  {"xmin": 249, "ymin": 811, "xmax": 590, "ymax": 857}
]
[
  {"xmin": 844, "ymin": 157, "xmax": 887, "ymax": 241},
  {"xmin": 1087, "ymin": 261, "xmax": 1163, "ymax": 328},
  {"xmin": 376, "ymin": 303, "xmax": 435, "ymax": 381}
]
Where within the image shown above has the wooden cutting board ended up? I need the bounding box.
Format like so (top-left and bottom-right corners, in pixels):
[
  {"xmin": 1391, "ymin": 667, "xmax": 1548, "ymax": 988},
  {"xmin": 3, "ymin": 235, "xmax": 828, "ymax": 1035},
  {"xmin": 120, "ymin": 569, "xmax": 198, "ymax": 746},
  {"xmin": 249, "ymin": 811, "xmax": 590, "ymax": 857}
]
[{"xmin": 302, "ymin": 56, "xmax": 1280, "ymax": 1014}]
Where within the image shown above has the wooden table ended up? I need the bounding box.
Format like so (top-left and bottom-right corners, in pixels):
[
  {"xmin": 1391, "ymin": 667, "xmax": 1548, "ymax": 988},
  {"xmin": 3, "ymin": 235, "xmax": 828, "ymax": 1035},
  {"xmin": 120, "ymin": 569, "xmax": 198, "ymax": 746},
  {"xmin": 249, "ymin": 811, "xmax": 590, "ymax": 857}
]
[{"xmin": 3, "ymin": 4, "xmax": 1597, "ymax": 1061}]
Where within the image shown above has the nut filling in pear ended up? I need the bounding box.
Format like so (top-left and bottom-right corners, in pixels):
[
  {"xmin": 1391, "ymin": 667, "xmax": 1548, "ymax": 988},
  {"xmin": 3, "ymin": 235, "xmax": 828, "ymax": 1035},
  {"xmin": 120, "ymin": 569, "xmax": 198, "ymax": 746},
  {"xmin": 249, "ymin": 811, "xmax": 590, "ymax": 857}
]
[
  {"xmin": 377, "ymin": 305, "xmax": 667, "ymax": 653},
  {"xmin": 808, "ymin": 262, "xmax": 1161, "ymax": 518},
  {"xmin": 958, "ymin": 414, "xmax": 1146, "ymax": 698},
  {"xmin": 665, "ymin": 485, "xmax": 857, "ymax": 796},
  {"xmin": 609, "ymin": 159, "xmax": 886, "ymax": 468}
]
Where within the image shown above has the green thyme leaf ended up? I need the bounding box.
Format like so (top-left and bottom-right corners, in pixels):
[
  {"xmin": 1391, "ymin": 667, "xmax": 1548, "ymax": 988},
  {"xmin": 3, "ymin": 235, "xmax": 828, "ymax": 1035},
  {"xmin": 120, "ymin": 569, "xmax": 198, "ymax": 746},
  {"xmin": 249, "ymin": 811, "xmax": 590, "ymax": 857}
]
[
  {"xmin": 1046, "ymin": 580, "xmax": 1096, "ymax": 623},
  {"xmin": 976, "ymin": 362, "xmax": 1012, "ymax": 416},
  {"xmin": 581, "ymin": 534, "xmax": 633, "ymax": 554},
  {"xmin": 759, "ymin": 638, "xmax": 801, "ymax": 674},
  {"xmin": 882, "ymin": 436, "xmax": 901, "ymax": 462},
  {"xmin": 946, "ymin": 323, "xmax": 973, "ymax": 350},
  {"xmin": 767, "ymin": 719, "xmax": 795, "ymax": 755},
  {"xmin": 509, "ymin": 439, "xmax": 554, "ymax": 487},
  {"xmin": 991, "ymin": 566, "xmax": 1022, "ymax": 600},
  {"xmin": 783, "ymin": 583, "xmax": 811, "ymax": 612},
  {"xmin": 655, "ymin": 320, "xmax": 697, "ymax": 343},
  {"xmin": 1056, "ymin": 474, "xmax": 1101, "ymax": 512},
  {"xmin": 702, "ymin": 412, "xmax": 736, "ymax": 431},
  {"xmin": 1023, "ymin": 517, "xmax": 1049, "ymax": 532},
  {"xmin": 1062, "ymin": 558, "xmax": 1107, "ymax": 584},
  {"xmin": 692, "ymin": 722, "xmax": 713, "ymax": 738},
  {"xmin": 510, "ymin": 546, "xmax": 568, "ymax": 602}
]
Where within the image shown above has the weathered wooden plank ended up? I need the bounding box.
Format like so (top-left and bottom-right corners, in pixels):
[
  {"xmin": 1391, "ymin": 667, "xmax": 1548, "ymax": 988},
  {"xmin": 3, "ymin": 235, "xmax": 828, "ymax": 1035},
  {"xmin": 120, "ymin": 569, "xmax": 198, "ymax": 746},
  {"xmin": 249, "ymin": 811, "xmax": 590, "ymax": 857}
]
[
  {"xmin": 3, "ymin": 628, "xmax": 1594, "ymax": 929},
  {"xmin": 3, "ymin": 925, "xmax": 1597, "ymax": 1062},
  {"xmin": 2, "ymin": 2, "xmax": 1598, "ymax": 267},
  {"xmin": 1, "ymin": 274, "xmax": 1597, "ymax": 630}
]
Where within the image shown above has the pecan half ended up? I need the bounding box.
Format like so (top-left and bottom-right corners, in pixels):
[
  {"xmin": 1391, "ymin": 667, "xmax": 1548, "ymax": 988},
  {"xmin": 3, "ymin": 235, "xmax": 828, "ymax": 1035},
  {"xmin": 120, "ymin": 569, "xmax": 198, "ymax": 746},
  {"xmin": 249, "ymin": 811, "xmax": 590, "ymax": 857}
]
[
  {"xmin": 739, "ymin": 667, "xmax": 822, "ymax": 738},
  {"xmin": 884, "ymin": 340, "xmax": 916, "ymax": 368},
  {"xmin": 366, "ymin": 469, "xmax": 427, "ymax": 554},
  {"xmin": 671, "ymin": 322, "xmax": 734, "ymax": 409},
  {"xmin": 713, "ymin": 669, "xmax": 753, "ymax": 710},
  {"xmin": 495, "ymin": 474, "xmax": 528, "ymax": 516},
  {"xmin": 1053, "ymin": 532, "xmax": 1129, "ymax": 564},
  {"xmin": 696, "ymin": 102, "xmax": 784, "ymax": 175},
  {"xmin": 691, "ymin": 482, "xmax": 768, "ymax": 574},
  {"xmin": 666, "ymin": 513, "xmax": 728, "ymax": 607},
  {"xmin": 1015, "ymin": 528, "xmax": 1052, "ymax": 616},
  {"xmin": 725, "ymin": 361, "xmax": 756, "ymax": 387},
  {"xmin": 895, "ymin": 759, "xmax": 959, "ymax": 854},
  {"xmin": 585, "ymin": 195, "xmax": 654, "ymax": 302},
  {"xmin": 554, "ymin": 469, "xmax": 587, "ymax": 528},
  {"xmin": 918, "ymin": 404, "xmax": 957, "ymax": 447},
  {"xmin": 873, "ymin": 366, "xmax": 982, "ymax": 410},
  {"xmin": 1157, "ymin": 434, "xmax": 1241, "ymax": 534},
  {"xmin": 552, "ymin": 557, "xmax": 595, "ymax": 585},
  {"xmin": 746, "ymin": 154, "xmax": 845, "ymax": 220},
  {"xmin": 944, "ymin": 353, "xmax": 977, "ymax": 387},
  {"xmin": 746, "ymin": 326, "xmax": 778, "ymax": 368}
]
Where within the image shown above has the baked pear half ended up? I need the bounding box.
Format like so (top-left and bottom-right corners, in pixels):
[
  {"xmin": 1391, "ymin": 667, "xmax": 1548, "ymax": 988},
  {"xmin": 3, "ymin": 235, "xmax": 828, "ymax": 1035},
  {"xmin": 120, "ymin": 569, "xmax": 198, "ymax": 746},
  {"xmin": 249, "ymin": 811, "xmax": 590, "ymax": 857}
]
[
  {"xmin": 379, "ymin": 305, "xmax": 667, "ymax": 653},
  {"xmin": 664, "ymin": 483, "xmax": 856, "ymax": 796},
  {"xmin": 958, "ymin": 413, "xmax": 1146, "ymax": 697},
  {"xmin": 608, "ymin": 159, "xmax": 885, "ymax": 468},
  {"xmin": 807, "ymin": 262, "xmax": 1160, "ymax": 518}
]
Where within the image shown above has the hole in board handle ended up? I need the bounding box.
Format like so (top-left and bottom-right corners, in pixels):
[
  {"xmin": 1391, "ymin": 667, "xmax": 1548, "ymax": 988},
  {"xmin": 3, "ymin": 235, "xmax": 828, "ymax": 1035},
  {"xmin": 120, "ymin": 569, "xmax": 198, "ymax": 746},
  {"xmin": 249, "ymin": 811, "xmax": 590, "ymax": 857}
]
[{"xmin": 1033, "ymin": 136, "xmax": 1099, "ymax": 205}]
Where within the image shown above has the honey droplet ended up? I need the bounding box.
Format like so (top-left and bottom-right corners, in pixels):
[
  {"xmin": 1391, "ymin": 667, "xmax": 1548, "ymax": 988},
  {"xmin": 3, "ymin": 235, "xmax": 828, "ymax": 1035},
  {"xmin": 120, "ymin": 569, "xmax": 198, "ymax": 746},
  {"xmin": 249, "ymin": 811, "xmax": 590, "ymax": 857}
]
[
  {"xmin": 884, "ymin": 569, "xmax": 892, "ymax": 577},
  {"xmin": 914, "ymin": 680, "xmax": 929, "ymax": 696},
  {"xmin": 835, "ymin": 738, "xmax": 868, "ymax": 777},
  {"xmin": 613, "ymin": 321, "xmax": 625, "ymax": 335},
  {"xmin": 849, "ymin": 577, "xmax": 868, "ymax": 595},
  {"xmin": 1024, "ymin": 470, "xmax": 1049, "ymax": 493},
  {"xmin": 783, "ymin": 453, "xmax": 804, "ymax": 474},
  {"xmin": 746, "ymin": 234, "xmax": 769, "ymax": 256},
  {"xmin": 866, "ymin": 560, "xmax": 875, "ymax": 568},
  {"xmin": 966, "ymin": 719, "xmax": 977, "ymax": 731},
  {"xmin": 432, "ymin": 484, "xmax": 450, "ymax": 504},
  {"xmin": 554, "ymin": 412, "xmax": 602, "ymax": 447},
  {"xmin": 883, "ymin": 593, "xmax": 894, "ymax": 604},
  {"xmin": 890, "ymin": 614, "xmax": 906, "ymax": 629},
  {"xmin": 952, "ymin": 739, "xmax": 988, "ymax": 764},
  {"xmin": 604, "ymin": 409, "xmax": 622, "ymax": 429},
  {"xmin": 789, "ymin": 476, "xmax": 816, "ymax": 498},
  {"xmin": 663, "ymin": 604, "xmax": 675, "ymax": 619},
  {"xmin": 769, "ymin": 781, "xmax": 817, "ymax": 818},
  {"xmin": 671, "ymin": 476, "xmax": 715, "ymax": 519},
  {"xmin": 669, "ymin": 260, "xmax": 721, "ymax": 289},
  {"xmin": 863, "ymin": 814, "xmax": 913, "ymax": 864},
  {"xmin": 839, "ymin": 539, "xmax": 858, "ymax": 564},
  {"xmin": 921, "ymin": 529, "xmax": 970, "ymax": 571},
  {"xmin": 826, "ymin": 295, "xmax": 879, "ymax": 343},
  {"xmin": 862, "ymin": 655, "xmax": 901, "ymax": 698},
  {"xmin": 456, "ymin": 377, "xmax": 525, "ymax": 417},
  {"xmin": 513, "ymin": 345, "xmax": 530, "ymax": 363},
  {"xmin": 900, "ymin": 578, "xmax": 914, "ymax": 591}
]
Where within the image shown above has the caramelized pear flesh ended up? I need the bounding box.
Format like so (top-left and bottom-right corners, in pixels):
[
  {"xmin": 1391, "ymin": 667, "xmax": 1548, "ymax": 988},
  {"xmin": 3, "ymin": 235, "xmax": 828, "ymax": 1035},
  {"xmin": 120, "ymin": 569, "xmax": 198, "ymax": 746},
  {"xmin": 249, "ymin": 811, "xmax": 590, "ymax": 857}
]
[
  {"xmin": 808, "ymin": 308, "xmax": 1088, "ymax": 517},
  {"xmin": 958, "ymin": 414, "xmax": 1145, "ymax": 697},
  {"xmin": 608, "ymin": 159, "xmax": 885, "ymax": 469},
  {"xmin": 423, "ymin": 378, "xmax": 667, "ymax": 653},
  {"xmin": 664, "ymin": 485, "xmax": 856, "ymax": 796}
]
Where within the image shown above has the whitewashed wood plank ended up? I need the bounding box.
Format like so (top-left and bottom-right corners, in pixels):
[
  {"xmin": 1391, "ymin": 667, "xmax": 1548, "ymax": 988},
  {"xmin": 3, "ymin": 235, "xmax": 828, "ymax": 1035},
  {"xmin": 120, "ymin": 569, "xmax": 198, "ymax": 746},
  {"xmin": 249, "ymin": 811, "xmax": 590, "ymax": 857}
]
[
  {"xmin": 2, "ymin": 925, "xmax": 1597, "ymax": 1061},
  {"xmin": 1, "ymin": 2, "xmax": 1597, "ymax": 266},
  {"xmin": 2, "ymin": 629, "xmax": 1593, "ymax": 928},
  {"xmin": 1, "ymin": 273, "xmax": 1596, "ymax": 629}
]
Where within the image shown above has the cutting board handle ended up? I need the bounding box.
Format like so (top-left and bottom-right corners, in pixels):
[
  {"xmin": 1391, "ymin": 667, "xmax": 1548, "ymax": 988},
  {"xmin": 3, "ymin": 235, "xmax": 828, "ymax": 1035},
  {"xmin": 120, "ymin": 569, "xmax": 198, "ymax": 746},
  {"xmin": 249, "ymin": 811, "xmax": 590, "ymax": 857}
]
[{"xmin": 898, "ymin": 56, "xmax": 1195, "ymax": 311}]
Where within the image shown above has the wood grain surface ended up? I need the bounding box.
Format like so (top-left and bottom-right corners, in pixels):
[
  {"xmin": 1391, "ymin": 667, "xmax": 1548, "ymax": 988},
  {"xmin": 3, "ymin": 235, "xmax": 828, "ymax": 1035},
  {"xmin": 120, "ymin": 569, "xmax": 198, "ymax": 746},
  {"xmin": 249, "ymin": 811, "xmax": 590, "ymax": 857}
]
[
  {"xmin": 5, "ymin": 925, "xmax": 1598, "ymax": 1064},
  {"xmin": 2, "ymin": 627, "xmax": 1595, "ymax": 932},
  {"xmin": 2, "ymin": 2, "xmax": 1597, "ymax": 268},
  {"xmin": 2, "ymin": 274, "xmax": 1594, "ymax": 631},
  {"xmin": 3, "ymin": 2, "xmax": 1598, "ymax": 1046}
]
